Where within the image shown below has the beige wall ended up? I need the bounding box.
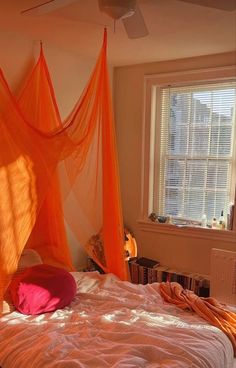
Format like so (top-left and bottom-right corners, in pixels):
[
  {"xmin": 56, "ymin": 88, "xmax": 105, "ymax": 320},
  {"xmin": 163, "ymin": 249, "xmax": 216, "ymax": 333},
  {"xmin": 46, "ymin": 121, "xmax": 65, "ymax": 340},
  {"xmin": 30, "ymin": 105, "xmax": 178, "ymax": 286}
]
[
  {"xmin": 0, "ymin": 30, "xmax": 97, "ymax": 119},
  {"xmin": 114, "ymin": 51, "xmax": 236, "ymax": 276},
  {"xmin": 0, "ymin": 29, "xmax": 101, "ymax": 269}
]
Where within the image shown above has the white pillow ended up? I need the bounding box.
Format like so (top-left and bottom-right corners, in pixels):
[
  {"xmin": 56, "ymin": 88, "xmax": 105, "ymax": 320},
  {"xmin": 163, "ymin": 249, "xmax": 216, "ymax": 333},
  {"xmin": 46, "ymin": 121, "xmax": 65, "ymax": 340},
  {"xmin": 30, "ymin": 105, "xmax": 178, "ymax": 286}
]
[
  {"xmin": 17, "ymin": 249, "xmax": 43, "ymax": 272},
  {"xmin": 2, "ymin": 299, "xmax": 15, "ymax": 315}
]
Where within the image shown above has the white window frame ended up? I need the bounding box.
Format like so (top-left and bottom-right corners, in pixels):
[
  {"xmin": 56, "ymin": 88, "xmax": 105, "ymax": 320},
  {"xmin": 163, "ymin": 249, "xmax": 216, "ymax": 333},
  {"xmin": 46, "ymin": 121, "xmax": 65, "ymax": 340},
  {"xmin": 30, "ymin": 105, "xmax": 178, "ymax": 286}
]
[{"xmin": 140, "ymin": 65, "xmax": 236, "ymax": 243}]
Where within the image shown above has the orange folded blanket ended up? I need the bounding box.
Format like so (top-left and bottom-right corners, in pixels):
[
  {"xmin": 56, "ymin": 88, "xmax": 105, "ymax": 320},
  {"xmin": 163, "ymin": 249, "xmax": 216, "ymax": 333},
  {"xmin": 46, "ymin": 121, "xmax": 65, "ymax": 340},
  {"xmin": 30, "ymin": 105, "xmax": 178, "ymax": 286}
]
[{"xmin": 159, "ymin": 282, "xmax": 236, "ymax": 355}]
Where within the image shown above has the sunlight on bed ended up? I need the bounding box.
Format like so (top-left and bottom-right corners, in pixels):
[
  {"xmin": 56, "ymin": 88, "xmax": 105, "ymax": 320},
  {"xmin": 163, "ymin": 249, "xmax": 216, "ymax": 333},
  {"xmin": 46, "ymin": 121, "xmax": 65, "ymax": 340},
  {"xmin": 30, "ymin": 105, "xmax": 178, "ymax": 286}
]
[{"xmin": 102, "ymin": 309, "xmax": 218, "ymax": 332}]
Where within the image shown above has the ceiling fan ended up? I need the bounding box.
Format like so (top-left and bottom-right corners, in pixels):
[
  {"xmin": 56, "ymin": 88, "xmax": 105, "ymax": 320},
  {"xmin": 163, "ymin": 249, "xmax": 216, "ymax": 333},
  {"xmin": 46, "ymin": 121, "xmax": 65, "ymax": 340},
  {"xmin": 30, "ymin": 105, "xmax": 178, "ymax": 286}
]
[{"xmin": 21, "ymin": 0, "xmax": 236, "ymax": 40}]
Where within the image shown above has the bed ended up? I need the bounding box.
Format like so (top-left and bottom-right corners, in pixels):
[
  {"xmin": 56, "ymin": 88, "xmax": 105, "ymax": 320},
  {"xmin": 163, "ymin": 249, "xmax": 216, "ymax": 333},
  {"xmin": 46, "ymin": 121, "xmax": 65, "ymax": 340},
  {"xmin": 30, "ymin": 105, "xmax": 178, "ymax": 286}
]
[{"xmin": 0, "ymin": 271, "xmax": 234, "ymax": 368}]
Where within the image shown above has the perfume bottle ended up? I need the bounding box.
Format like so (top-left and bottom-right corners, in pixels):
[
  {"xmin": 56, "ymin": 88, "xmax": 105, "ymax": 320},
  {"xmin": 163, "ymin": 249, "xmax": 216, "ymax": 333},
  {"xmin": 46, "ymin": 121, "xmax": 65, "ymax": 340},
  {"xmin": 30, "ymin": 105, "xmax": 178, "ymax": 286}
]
[{"xmin": 218, "ymin": 210, "xmax": 225, "ymax": 229}]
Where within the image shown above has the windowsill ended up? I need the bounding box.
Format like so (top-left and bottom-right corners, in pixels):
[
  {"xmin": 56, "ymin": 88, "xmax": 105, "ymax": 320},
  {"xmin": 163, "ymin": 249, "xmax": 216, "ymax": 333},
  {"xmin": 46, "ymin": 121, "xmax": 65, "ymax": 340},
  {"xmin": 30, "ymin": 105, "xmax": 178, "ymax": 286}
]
[{"xmin": 137, "ymin": 219, "xmax": 236, "ymax": 243}]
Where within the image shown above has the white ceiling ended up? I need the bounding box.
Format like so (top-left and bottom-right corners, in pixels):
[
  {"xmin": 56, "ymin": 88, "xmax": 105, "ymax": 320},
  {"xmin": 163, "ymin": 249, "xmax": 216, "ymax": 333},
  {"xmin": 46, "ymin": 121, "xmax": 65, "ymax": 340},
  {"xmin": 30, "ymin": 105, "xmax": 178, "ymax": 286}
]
[{"xmin": 0, "ymin": 0, "xmax": 236, "ymax": 66}]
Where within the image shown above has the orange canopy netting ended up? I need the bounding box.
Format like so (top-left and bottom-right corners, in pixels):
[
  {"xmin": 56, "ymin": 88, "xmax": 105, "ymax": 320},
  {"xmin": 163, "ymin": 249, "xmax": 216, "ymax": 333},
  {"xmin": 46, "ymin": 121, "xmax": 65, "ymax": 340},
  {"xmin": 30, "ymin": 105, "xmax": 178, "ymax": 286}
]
[
  {"xmin": 17, "ymin": 43, "xmax": 74, "ymax": 271},
  {"xmin": 0, "ymin": 29, "xmax": 128, "ymax": 313}
]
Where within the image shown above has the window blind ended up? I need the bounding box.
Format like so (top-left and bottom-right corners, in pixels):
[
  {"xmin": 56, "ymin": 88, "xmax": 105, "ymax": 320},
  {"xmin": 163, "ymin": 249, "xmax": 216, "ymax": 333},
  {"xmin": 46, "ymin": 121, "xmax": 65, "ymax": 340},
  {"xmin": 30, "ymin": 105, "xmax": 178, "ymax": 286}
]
[{"xmin": 156, "ymin": 81, "xmax": 236, "ymax": 223}]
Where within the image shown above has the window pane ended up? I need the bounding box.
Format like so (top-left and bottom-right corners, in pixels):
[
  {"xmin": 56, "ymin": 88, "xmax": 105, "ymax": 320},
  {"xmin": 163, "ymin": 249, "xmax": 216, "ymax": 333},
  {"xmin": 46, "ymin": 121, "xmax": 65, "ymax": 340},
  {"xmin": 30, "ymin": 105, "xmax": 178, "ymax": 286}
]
[
  {"xmin": 210, "ymin": 126, "xmax": 232, "ymax": 156},
  {"xmin": 185, "ymin": 160, "xmax": 206, "ymax": 189},
  {"xmin": 165, "ymin": 159, "xmax": 185, "ymax": 187},
  {"xmin": 188, "ymin": 126, "xmax": 209, "ymax": 156},
  {"xmin": 170, "ymin": 93, "xmax": 190, "ymax": 126},
  {"xmin": 206, "ymin": 161, "xmax": 230, "ymax": 189},
  {"xmin": 165, "ymin": 188, "xmax": 183, "ymax": 216},
  {"xmin": 191, "ymin": 93, "xmax": 210, "ymax": 125},
  {"xmin": 168, "ymin": 124, "xmax": 188, "ymax": 155},
  {"xmin": 184, "ymin": 190, "xmax": 204, "ymax": 220},
  {"xmin": 205, "ymin": 191, "xmax": 228, "ymax": 220},
  {"xmin": 168, "ymin": 92, "xmax": 190, "ymax": 155}
]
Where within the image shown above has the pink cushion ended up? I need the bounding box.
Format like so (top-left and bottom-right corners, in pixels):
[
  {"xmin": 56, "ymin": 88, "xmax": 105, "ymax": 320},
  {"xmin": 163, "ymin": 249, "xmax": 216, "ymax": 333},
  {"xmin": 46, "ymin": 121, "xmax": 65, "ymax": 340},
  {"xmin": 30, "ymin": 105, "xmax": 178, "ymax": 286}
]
[{"xmin": 9, "ymin": 264, "xmax": 76, "ymax": 315}]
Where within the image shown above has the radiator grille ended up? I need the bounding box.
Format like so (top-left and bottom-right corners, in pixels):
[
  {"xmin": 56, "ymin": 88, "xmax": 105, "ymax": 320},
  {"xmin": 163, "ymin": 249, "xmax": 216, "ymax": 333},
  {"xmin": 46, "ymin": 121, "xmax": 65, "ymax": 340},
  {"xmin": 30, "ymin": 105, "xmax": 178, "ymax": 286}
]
[{"xmin": 210, "ymin": 248, "xmax": 236, "ymax": 305}]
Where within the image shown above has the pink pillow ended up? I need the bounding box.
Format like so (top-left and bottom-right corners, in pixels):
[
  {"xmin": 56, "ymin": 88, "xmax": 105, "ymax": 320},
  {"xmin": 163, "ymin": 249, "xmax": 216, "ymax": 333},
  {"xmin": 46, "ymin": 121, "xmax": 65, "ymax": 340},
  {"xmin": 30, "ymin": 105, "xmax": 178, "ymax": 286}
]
[{"xmin": 9, "ymin": 264, "xmax": 76, "ymax": 315}]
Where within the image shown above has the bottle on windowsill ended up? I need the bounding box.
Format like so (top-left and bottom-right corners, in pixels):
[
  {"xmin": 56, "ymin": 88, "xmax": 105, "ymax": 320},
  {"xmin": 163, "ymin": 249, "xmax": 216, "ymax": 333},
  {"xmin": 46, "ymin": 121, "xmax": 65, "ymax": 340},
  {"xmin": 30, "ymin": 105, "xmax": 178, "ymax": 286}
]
[
  {"xmin": 201, "ymin": 214, "xmax": 207, "ymax": 228},
  {"xmin": 218, "ymin": 210, "xmax": 226, "ymax": 230},
  {"xmin": 211, "ymin": 217, "xmax": 217, "ymax": 229}
]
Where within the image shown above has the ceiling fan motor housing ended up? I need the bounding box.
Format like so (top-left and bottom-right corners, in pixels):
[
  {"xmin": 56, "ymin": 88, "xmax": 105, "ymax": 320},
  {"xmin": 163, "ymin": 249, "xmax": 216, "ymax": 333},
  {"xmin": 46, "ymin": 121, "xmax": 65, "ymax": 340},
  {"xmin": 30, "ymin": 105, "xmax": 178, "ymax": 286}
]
[{"xmin": 98, "ymin": 0, "xmax": 137, "ymax": 20}]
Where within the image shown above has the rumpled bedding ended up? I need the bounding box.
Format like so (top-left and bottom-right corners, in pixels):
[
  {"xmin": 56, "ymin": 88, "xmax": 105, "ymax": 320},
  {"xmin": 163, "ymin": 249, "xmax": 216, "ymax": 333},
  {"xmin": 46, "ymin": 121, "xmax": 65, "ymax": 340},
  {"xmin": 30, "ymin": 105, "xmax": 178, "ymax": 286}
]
[
  {"xmin": 159, "ymin": 281, "xmax": 236, "ymax": 355},
  {"xmin": 0, "ymin": 272, "xmax": 234, "ymax": 368}
]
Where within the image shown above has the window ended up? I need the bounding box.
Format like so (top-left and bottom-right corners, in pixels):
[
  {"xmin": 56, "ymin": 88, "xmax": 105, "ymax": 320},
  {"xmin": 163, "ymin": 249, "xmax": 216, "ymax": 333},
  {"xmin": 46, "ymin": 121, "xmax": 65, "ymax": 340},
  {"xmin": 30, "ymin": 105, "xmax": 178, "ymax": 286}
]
[{"xmin": 148, "ymin": 78, "xmax": 236, "ymax": 226}]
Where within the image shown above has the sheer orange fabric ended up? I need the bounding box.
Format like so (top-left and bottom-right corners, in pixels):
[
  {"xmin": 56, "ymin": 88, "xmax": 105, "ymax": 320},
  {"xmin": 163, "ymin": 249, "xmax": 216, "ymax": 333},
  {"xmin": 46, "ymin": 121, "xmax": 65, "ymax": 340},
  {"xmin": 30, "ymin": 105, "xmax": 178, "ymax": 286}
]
[
  {"xmin": 0, "ymin": 30, "xmax": 128, "ymax": 313},
  {"xmin": 17, "ymin": 45, "xmax": 74, "ymax": 271}
]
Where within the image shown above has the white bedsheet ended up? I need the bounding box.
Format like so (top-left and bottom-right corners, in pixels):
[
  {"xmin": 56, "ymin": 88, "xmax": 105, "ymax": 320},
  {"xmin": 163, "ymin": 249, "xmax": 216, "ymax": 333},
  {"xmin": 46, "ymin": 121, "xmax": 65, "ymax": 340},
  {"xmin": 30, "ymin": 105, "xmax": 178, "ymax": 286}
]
[{"xmin": 0, "ymin": 271, "xmax": 234, "ymax": 368}]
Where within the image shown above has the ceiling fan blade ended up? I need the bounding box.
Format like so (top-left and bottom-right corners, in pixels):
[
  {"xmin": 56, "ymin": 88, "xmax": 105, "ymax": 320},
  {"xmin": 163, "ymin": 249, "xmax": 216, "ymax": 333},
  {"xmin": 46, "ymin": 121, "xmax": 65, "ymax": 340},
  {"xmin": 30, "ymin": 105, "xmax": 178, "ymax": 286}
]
[
  {"xmin": 21, "ymin": 0, "xmax": 78, "ymax": 15},
  {"xmin": 122, "ymin": 4, "xmax": 149, "ymax": 39},
  {"xmin": 177, "ymin": 0, "xmax": 236, "ymax": 11}
]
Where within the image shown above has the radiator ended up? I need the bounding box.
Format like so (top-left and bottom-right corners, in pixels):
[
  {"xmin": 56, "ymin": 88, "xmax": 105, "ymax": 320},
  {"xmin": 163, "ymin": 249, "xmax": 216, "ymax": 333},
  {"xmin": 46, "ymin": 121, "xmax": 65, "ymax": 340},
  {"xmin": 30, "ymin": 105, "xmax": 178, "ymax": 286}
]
[{"xmin": 210, "ymin": 248, "xmax": 236, "ymax": 305}]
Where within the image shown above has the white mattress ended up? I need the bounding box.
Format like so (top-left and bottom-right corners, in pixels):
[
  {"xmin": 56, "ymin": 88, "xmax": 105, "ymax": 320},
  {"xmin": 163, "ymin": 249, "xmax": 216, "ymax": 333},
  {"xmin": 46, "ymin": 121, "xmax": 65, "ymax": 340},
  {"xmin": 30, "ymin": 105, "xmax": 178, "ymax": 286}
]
[{"xmin": 0, "ymin": 271, "xmax": 234, "ymax": 368}]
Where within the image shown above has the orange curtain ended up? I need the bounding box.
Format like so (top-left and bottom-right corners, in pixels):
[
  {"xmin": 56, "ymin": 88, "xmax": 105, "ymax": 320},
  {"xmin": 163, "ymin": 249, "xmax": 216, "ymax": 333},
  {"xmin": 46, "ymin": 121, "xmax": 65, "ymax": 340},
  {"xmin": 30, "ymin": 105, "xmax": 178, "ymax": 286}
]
[
  {"xmin": 0, "ymin": 30, "xmax": 128, "ymax": 313},
  {"xmin": 17, "ymin": 45, "xmax": 74, "ymax": 271}
]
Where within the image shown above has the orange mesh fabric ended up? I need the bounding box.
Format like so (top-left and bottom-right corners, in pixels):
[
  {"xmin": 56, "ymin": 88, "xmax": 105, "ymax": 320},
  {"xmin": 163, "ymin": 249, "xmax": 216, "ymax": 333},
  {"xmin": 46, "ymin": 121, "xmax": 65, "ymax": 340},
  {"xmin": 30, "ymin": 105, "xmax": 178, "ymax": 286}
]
[
  {"xmin": 0, "ymin": 30, "xmax": 127, "ymax": 313},
  {"xmin": 18, "ymin": 44, "xmax": 74, "ymax": 271}
]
